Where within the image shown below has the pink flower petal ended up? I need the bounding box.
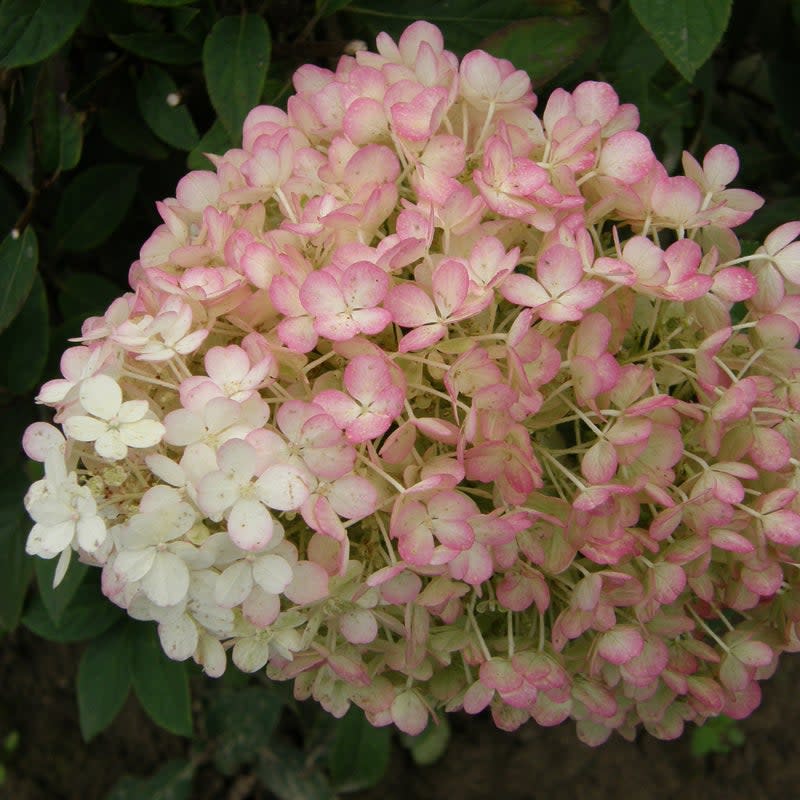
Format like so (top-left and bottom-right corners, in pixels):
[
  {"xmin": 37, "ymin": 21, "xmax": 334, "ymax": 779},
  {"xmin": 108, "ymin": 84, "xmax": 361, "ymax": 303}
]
[
  {"xmin": 284, "ymin": 560, "xmax": 330, "ymax": 604},
  {"xmin": 300, "ymin": 270, "xmax": 345, "ymax": 316},
  {"xmin": 598, "ymin": 131, "xmax": 654, "ymax": 184},
  {"xmin": 390, "ymin": 690, "xmax": 428, "ymax": 735},
  {"xmin": 702, "ymin": 143, "xmax": 739, "ymax": 189},
  {"xmin": 501, "ymin": 274, "xmax": 549, "ymax": 308},
  {"xmin": 385, "ymin": 282, "xmax": 437, "ymax": 327},
  {"xmin": 342, "ymin": 261, "xmax": 388, "ymax": 307},
  {"xmin": 432, "ymin": 259, "xmax": 469, "ymax": 318}
]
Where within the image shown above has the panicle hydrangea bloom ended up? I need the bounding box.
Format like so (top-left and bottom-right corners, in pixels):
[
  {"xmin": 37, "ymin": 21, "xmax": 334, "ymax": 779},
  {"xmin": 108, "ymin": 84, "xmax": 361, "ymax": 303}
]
[{"xmin": 22, "ymin": 21, "xmax": 800, "ymax": 744}]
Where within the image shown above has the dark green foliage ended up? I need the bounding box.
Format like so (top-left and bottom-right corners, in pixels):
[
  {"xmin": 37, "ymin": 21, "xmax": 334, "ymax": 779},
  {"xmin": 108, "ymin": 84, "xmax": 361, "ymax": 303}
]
[
  {"xmin": 203, "ymin": 14, "xmax": 271, "ymax": 139},
  {"xmin": 78, "ymin": 623, "xmax": 134, "ymax": 741},
  {"xmin": 690, "ymin": 715, "xmax": 746, "ymax": 757},
  {"xmin": 0, "ymin": 227, "xmax": 37, "ymax": 332},
  {"xmin": 0, "ymin": 271, "xmax": 48, "ymax": 393},
  {"xmin": 23, "ymin": 579, "xmax": 123, "ymax": 642},
  {"xmin": 128, "ymin": 622, "xmax": 193, "ymax": 737},
  {"xmin": 327, "ymin": 706, "xmax": 392, "ymax": 791},
  {"xmin": 106, "ymin": 760, "xmax": 195, "ymax": 800},
  {"xmin": 206, "ymin": 687, "xmax": 285, "ymax": 774}
]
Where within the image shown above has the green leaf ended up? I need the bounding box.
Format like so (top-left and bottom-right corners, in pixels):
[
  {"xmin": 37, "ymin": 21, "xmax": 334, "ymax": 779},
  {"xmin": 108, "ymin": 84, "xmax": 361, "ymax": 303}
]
[
  {"xmin": 690, "ymin": 715, "xmax": 744, "ymax": 757},
  {"xmin": 23, "ymin": 580, "xmax": 123, "ymax": 642},
  {"xmin": 127, "ymin": 0, "xmax": 198, "ymax": 6},
  {"xmin": 34, "ymin": 60, "xmax": 83, "ymax": 174},
  {"xmin": 0, "ymin": 474, "xmax": 33, "ymax": 631},
  {"xmin": 203, "ymin": 15, "xmax": 271, "ymax": 140},
  {"xmin": 58, "ymin": 272, "xmax": 122, "ymax": 319},
  {"xmin": 0, "ymin": 272, "xmax": 49, "ymax": 393},
  {"xmin": 136, "ymin": 64, "xmax": 199, "ymax": 150},
  {"xmin": 129, "ymin": 622, "xmax": 192, "ymax": 737},
  {"xmin": 56, "ymin": 110, "xmax": 83, "ymax": 171},
  {"xmin": 187, "ymin": 119, "xmax": 233, "ymax": 170},
  {"xmin": 327, "ymin": 706, "xmax": 391, "ymax": 792},
  {"xmin": 35, "ymin": 555, "xmax": 87, "ymax": 624},
  {"xmin": 0, "ymin": 401, "xmax": 33, "ymax": 473},
  {"xmin": 349, "ymin": 0, "xmax": 584, "ymax": 54},
  {"xmin": 106, "ymin": 760, "xmax": 195, "ymax": 800},
  {"xmin": 739, "ymin": 197, "xmax": 800, "ymax": 241},
  {"xmin": 0, "ymin": 227, "xmax": 38, "ymax": 333},
  {"xmin": 399, "ymin": 716, "xmax": 450, "ymax": 766},
  {"xmin": 629, "ymin": 0, "xmax": 732, "ymax": 82},
  {"xmin": 110, "ymin": 32, "xmax": 200, "ymax": 65},
  {"xmin": 77, "ymin": 623, "xmax": 132, "ymax": 740},
  {"xmin": 317, "ymin": 0, "xmax": 355, "ymax": 16},
  {"xmin": 0, "ymin": 177, "xmax": 20, "ymax": 234},
  {"xmin": 99, "ymin": 88, "xmax": 170, "ymax": 161},
  {"xmin": 768, "ymin": 49, "xmax": 800, "ymax": 159},
  {"xmin": 0, "ymin": 0, "xmax": 91, "ymax": 68},
  {"xmin": 599, "ymin": 1, "xmax": 665, "ymax": 112},
  {"xmin": 54, "ymin": 164, "xmax": 139, "ymax": 252},
  {"xmin": 206, "ymin": 687, "xmax": 284, "ymax": 775},
  {"xmin": 171, "ymin": 7, "xmax": 202, "ymax": 37},
  {"xmin": 0, "ymin": 79, "xmax": 34, "ymax": 191},
  {"xmin": 256, "ymin": 743, "xmax": 335, "ymax": 800},
  {"xmin": 480, "ymin": 14, "xmax": 607, "ymax": 89}
]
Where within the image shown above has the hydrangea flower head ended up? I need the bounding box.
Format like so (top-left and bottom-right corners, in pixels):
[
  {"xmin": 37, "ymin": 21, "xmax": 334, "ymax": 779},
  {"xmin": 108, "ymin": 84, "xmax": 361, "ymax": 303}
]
[{"xmin": 22, "ymin": 20, "xmax": 800, "ymax": 745}]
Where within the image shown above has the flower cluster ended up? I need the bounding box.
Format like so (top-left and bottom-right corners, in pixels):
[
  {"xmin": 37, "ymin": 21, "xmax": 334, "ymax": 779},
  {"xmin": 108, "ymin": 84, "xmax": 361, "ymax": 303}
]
[{"xmin": 22, "ymin": 21, "xmax": 800, "ymax": 745}]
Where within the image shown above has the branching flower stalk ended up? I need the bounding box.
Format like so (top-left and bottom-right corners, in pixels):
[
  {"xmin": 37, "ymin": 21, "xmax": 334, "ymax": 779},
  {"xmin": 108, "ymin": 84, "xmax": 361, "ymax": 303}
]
[{"xmin": 21, "ymin": 21, "xmax": 800, "ymax": 744}]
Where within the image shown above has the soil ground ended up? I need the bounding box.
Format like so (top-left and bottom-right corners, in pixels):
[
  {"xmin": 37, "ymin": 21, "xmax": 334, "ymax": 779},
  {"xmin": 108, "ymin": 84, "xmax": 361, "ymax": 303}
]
[{"xmin": 2, "ymin": 627, "xmax": 799, "ymax": 800}]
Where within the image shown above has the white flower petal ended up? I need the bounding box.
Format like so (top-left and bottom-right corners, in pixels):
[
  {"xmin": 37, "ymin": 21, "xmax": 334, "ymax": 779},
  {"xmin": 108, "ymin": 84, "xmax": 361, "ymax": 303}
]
[
  {"xmin": 158, "ymin": 614, "xmax": 198, "ymax": 661},
  {"xmin": 175, "ymin": 329, "xmax": 209, "ymax": 356},
  {"xmin": 161, "ymin": 502, "xmax": 198, "ymax": 540},
  {"xmin": 79, "ymin": 374, "xmax": 122, "ymax": 420},
  {"xmin": 26, "ymin": 520, "xmax": 74, "ymax": 558},
  {"xmin": 145, "ymin": 454, "xmax": 186, "ymax": 488},
  {"xmin": 217, "ymin": 438, "xmax": 257, "ymax": 483},
  {"xmin": 242, "ymin": 586, "xmax": 281, "ymax": 628},
  {"xmin": 172, "ymin": 541, "xmax": 214, "ymax": 570},
  {"xmin": 52, "ymin": 547, "xmax": 73, "ymax": 588},
  {"xmin": 256, "ymin": 464, "xmax": 313, "ymax": 511},
  {"xmin": 252, "ymin": 554, "xmax": 293, "ymax": 595},
  {"xmin": 63, "ymin": 415, "xmax": 108, "ymax": 443},
  {"xmin": 77, "ymin": 515, "xmax": 107, "ymax": 553},
  {"xmin": 122, "ymin": 514, "xmax": 164, "ymax": 548},
  {"xmin": 116, "ymin": 399, "xmax": 149, "ymax": 424},
  {"xmin": 270, "ymin": 628, "xmax": 301, "ymax": 660},
  {"xmin": 43, "ymin": 451, "xmax": 68, "ymax": 486},
  {"xmin": 95, "ymin": 429, "xmax": 128, "ymax": 461},
  {"xmin": 22, "ymin": 422, "xmax": 66, "ymax": 462},
  {"xmin": 28, "ymin": 497, "xmax": 72, "ymax": 526},
  {"xmin": 197, "ymin": 473, "xmax": 240, "ymax": 519},
  {"xmin": 227, "ymin": 498, "xmax": 274, "ymax": 551},
  {"xmin": 141, "ymin": 551, "xmax": 190, "ymax": 606},
  {"xmin": 195, "ymin": 633, "xmax": 227, "ymax": 677},
  {"xmin": 205, "ymin": 397, "xmax": 240, "ymax": 434},
  {"xmin": 140, "ymin": 485, "xmax": 184, "ymax": 514},
  {"xmin": 232, "ymin": 636, "xmax": 270, "ymax": 672},
  {"xmin": 214, "ymin": 560, "xmax": 254, "ymax": 608},
  {"xmin": 121, "ymin": 418, "xmax": 166, "ymax": 449},
  {"xmin": 114, "ymin": 546, "xmax": 157, "ymax": 582},
  {"xmin": 163, "ymin": 409, "xmax": 205, "ymax": 447}
]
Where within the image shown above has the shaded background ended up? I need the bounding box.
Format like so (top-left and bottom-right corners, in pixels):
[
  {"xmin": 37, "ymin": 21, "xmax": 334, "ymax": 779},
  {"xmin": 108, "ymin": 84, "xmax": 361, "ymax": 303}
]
[{"xmin": 2, "ymin": 0, "xmax": 800, "ymax": 797}]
